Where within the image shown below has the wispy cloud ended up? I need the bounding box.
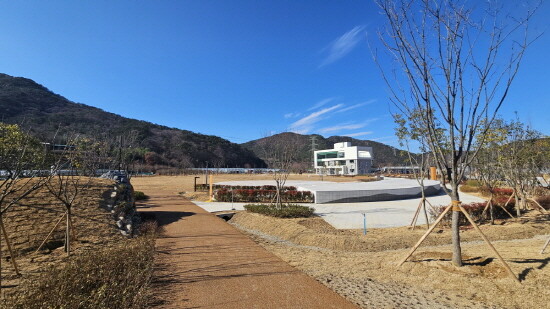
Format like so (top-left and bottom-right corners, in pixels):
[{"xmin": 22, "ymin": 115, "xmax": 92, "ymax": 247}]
[
  {"xmin": 308, "ymin": 97, "xmax": 335, "ymax": 111},
  {"xmin": 284, "ymin": 112, "xmax": 301, "ymax": 119},
  {"xmin": 318, "ymin": 123, "xmax": 366, "ymax": 133},
  {"xmin": 319, "ymin": 25, "xmax": 366, "ymax": 68},
  {"xmin": 346, "ymin": 131, "xmax": 373, "ymax": 137},
  {"xmin": 290, "ymin": 104, "xmax": 344, "ymax": 134},
  {"xmin": 371, "ymin": 135, "xmax": 395, "ymax": 142},
  {"xmin": 336, "ymin": 99, "xmax": 376, "ymax": 113}
]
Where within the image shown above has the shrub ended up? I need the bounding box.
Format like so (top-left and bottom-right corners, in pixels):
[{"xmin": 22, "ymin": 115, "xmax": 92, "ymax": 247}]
[
  {"xmin": 535, "ymin": 195, "xmax": 550, "ymax": 210},
  {"xmin": 133, "ymin": 191, "xmax": 149, "ymax": 201},
  {"xmin": 244, "ymin": 204, "xmax": 315, "ymax": 218},
  {"xmin": 215, "ymin": 186, "xmax": 313, "ymax": 203},
  {"xmin": 429, "ymin": 200, "xmax": 515, "ymax": 226},
  {"xmin": 459, "ymin": 185, "xmax": 479, "ymax": 193},
  {"xmin": 2, "ymin": 232, "xmax": 156, "ymax": 309},
  {"xmin": 464, "ymin": 179, "xmax": 482, "ymax": 187}
]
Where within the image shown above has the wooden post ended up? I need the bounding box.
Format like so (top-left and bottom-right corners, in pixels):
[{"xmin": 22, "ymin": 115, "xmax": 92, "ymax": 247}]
[
  {"xmin": 0, "ymin": 218, "xmax": 20, "ymax": 275},
  {"xmin": 527, "ymin": 198, "xmax": 547, "ymax": 214},
  {"xmin": 35, "ymin": 211, "xmax": 67, "ymax": 253},
  {"xmin": 207, "ymin": 175, "xmax": 214, "ymax": 202},
  {"xmin": 459, "ymin": 205, "xmax": 520, "ymax": 283},
  {"xmin": 541, "ymin": 236, "xmax": 550, "ymax": 254},
  {"xmin": 398, "ymin": 203, "xmax": 453, "ymax": 266},
  {"xmin": 430, "ymin": 167, "xmax": 437, "ymax": 180},
  {"xmin": 65, "ymin": 208, "xmax": 71, "ymax": 255},
  {"xmin": 410, "ymin": 200, "xmax": 423, "ymax": 230}
]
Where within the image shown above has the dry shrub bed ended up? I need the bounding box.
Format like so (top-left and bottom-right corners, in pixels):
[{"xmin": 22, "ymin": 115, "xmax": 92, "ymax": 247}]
[
  {"xmin": 230, "ymin": 212, "xmax": 550, "ymax": 309},
  {"xmin": 243, "ymin": 204, "xmax": 315, "ymax": 218},
  {"xmin": 1, "ymin": 178, "xmax": 157, "ymax": 309},
  {"xmin": 230, "ymin": 211, "xmax": 550, "ymax": 253},
  {"xmin": 1, "ymin": 223, "xmax": 157, "ymax": 309}
]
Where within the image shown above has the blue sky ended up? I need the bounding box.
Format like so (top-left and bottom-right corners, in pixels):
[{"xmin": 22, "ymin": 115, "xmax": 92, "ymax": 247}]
[{"xmin": 0, "ymin": 1, "xmax": 548, "ymax": 147}]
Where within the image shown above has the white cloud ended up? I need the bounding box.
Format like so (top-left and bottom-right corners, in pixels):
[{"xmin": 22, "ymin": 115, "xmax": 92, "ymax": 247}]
[
  {"xmin": 318, "ymin": 123, "xmax": 366, "ymax": 133},
  {"xmin": 284, "ymin": 112, "xmax": 301, "ymax": 119},
  {"xmin": 346, "ymin": 131, "xmax": 373, "ymax": 137},
  {"xmin": 308, "ymin": 97, "xmax": 335, "ymax": 111},
  {"xmin": 371, "ymin": 135, "xmax": 395, "ymax": 141},
  {"xmin": 336, "ymin": 99, "xmax": 376, "ymax": 113},
  {"xmin": 319, "ymin": 25, "xmax": 366, "ymax": 68},
  {"xmin": 290, "ymin": 104, "xmax": 344, "ymax": 134}
]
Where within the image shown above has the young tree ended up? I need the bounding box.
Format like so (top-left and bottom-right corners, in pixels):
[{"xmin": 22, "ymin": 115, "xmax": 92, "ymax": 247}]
[
  {"xmin": 497, "ymin": 116, "xmax": 546, "ymax": 216},
  {"xmin": 375, "ymin": 0, "xmax": 539, "ymax": 266},
  {"xmin": 0, "ymin": 124, "xmax": 51, "ymax": 276},
  {"xmin": 474, "ymin": 118, "xmax": 514, "ymax": 223},
  {"xmin": 257, "ymin": 133, "xmax": 297, "ymax": 209}
]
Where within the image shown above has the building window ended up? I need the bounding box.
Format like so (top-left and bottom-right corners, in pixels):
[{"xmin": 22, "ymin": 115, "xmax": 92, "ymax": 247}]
[{"xmin": 350, "ymin": 160, "xmax": 354, "ymax": 163}]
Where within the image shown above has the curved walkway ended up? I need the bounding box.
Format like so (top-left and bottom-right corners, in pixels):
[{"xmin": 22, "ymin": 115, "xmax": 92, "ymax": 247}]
[{"xmin": 138, "ymin": 193, "xmax": 357, "ymax": 309}]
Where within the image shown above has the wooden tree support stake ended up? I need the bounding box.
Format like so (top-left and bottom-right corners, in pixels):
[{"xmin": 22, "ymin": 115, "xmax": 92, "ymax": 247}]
[
  {"xmin": 35, "ymin": 211, "xmax": 67, "ymax": 253},
  {"xmin": 398, "ymin": 203, "xmax": 453, "ymax": 266},
  {"xmin": 398, "ymin": 202, "xmax": 520, "ymax": 283},
  {"xmin": 0, "ymin": 218, "xmax": 20, "ymax": 275},
  {"xmin": 542, "ymin": 236, "xmax": 550, "ymax": 254},
  {"xmin": 459, "ymin": 205, "xmax": 520, "ymax": 283},
  {"xmin": 527, "ymin": 198, "xmax": 547, "ymax": 214}
]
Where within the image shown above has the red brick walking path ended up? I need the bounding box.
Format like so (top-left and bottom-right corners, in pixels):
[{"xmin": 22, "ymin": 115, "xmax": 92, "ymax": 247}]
[{"xmin": 138, "ymin": 193, "xmax": 358, "ymax": 309}]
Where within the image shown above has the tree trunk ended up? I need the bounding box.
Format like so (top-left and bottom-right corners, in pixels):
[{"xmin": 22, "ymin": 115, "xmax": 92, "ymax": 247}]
[
  {"xmin": 450, "ymin": 184, "xmax": 462, "ymax": 267},
  {"xmin": 65, "ymin": 207, "xmax": 71, "ymax": 255},
  {"xmin": 515, "ymin": 191, "xmax": 521, "ymax": 217},
  {"xmin": 490, "ymin": 193, "xmax": 494, "ymax": 225}
]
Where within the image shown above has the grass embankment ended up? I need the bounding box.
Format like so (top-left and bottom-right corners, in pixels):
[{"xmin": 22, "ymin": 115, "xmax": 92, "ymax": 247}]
[{"xmin": 1, "ymin": 223, "xmax": 157, "ymax": 309}]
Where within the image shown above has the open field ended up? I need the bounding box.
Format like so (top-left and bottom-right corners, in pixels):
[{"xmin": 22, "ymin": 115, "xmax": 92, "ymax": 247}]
[{"xmin": 133, "ymin": 175, "xmax": 550, "ymax": 309}]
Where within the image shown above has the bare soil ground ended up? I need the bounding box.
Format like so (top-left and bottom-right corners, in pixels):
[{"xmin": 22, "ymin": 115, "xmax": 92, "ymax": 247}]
[
  {"xmin": 230, "ymin": 212, "xmax": 550, "ymax": 309},
  {"xmin": 1, "ymin": 178, "xmax": 122, "ymax": 296},
  {"xmin": 133, "ymin": 175, "xmax": 550, "ymax": 309},
  {"xmin": 132, "ymin": 173, "xmax": 373, "ymax": 201}
]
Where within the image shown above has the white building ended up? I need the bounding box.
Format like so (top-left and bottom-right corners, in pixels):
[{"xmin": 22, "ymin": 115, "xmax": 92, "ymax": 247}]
[{"xmin": 314, "ymin": 142, "xmax": 373, "ymax": 175}]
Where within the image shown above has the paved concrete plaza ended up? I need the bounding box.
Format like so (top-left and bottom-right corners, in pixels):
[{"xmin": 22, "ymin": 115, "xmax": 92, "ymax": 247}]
[
  {"xmin": 215, "ymin": 178, "xmax": 442, "ymax": 204},
  {"xmin": 192, "ymin": 189, "xmax": 484, "ymax": 229}
]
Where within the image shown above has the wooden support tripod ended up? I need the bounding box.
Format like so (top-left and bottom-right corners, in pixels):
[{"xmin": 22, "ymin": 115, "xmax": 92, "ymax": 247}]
[
  {"xmin": 541, "ymin": 236, "xmax": 550, "ymax": 254},
  {"xmin": 0, "ymin": 217, "xmax": 20, "ymax": 276},
  {"xmin": 398, "ymin": 200, "xmax": 520, "ymax": 283},
  {"xmin": 410, "ymin": 197, "xmax": 434, "ymax": 230}
]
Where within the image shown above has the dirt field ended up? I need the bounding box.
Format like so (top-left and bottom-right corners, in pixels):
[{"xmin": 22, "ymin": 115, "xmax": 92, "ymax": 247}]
[
  {"xmin": 133, "ymin": 175, "xmax": 550, "ymax": 309},
  {"xmin": 132, "ymin": 173, "xmax": 373, "ymax": 201},
  {"xmin": 1, "ymin": 178, "xmax": 122, "ymax": 296},
  {"xmin": 230, "ymin": 212, "xmax": 550, "ymax": 309}
]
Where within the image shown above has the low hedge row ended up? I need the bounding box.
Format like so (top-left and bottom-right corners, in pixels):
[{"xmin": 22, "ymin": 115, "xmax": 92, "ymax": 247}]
[
  {"xmin": 429, "ymin": 199, "xmax": 515, "ymax": 226},
  {"xmin": 215, "ymin": 187, "xmax": 313, "ymax": 203},
  {"xmin": 243, "ymin": 204, "xmax": 315, "ymax": 218}
]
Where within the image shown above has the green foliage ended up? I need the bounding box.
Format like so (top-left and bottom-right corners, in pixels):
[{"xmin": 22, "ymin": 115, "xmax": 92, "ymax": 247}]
[
  {"xmin": 1, "ymin": 233, "xmax": 156, "ymax": 309},
  {"xmin": 0, "ymin": 123, "xmax": 45, "ymax": 170},
  {"xmin": 464, "ymin": 180, "xmax": 482, "ymax": 187},
  {"xmin": 244, "ymin": 204, "xmax": 315, "ymax": 218},
  {"xmin": 133, "ymin": 191, "xmax": 149, "ymax": 201}
]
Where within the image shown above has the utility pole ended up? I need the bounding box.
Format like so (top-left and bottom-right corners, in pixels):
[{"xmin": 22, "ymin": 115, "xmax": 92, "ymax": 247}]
[{"xmin": 310, "ymin": 135, "xmax": 317, "ymax": 170}]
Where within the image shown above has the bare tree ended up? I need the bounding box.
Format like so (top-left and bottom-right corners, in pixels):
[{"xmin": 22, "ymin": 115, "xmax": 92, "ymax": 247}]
[
  {"xmin": 394, "ymin": 111, "xmax": 435, "ymax": 230},
  {"xmin": 375, "ymin": 0, "xmax": 539, "ymax": 267},
  {"xmin": 0, "ymin": 124, "xmax": 51, "ymax": 278},
  {"xmin": 258, "ymin": 133, "xmax": 297, "ymax": 208},
  {"xmin": 497, "ymin": 116, "xmax": 546, "ymax": 216},
  {"xmin": 473, "ymin": 118, "xmax": 515, "ymax": 223}
]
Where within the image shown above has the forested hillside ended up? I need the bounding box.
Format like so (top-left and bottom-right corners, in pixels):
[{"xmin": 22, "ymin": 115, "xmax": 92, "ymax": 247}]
[{"xmin": 0, "ymin": 73, "xmax": 266, "ymax": 169}]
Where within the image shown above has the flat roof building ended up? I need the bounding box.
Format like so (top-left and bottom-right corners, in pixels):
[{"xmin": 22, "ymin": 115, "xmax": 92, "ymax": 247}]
[{"xmin": 314, "ymin": 142, "xmax": 373, "ymax": 176}]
